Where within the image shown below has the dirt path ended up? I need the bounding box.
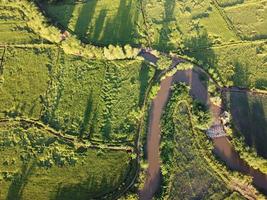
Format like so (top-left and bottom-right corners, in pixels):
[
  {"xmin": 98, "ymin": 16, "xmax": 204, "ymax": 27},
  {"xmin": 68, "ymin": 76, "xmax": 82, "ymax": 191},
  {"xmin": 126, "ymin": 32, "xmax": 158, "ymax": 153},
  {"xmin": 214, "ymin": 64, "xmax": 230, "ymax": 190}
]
[{"xmin": 139, "ymin": 50, "xmax": 267, "ymax": 199}]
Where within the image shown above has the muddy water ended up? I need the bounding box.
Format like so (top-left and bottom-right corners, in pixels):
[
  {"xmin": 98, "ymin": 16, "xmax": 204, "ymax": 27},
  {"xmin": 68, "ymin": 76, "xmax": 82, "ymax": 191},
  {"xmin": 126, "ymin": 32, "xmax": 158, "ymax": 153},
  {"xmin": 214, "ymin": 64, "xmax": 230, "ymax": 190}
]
[
  {"xmin": 214, "ymin": 137, "xmax": 267, "ymax": 194},
  {"xmin": 139, "ymin": 73, "xmax": 173, "ymax": 200},
  {"xmin": 140, "ymin": 66, "xmax": 267, "ymax": 199}
]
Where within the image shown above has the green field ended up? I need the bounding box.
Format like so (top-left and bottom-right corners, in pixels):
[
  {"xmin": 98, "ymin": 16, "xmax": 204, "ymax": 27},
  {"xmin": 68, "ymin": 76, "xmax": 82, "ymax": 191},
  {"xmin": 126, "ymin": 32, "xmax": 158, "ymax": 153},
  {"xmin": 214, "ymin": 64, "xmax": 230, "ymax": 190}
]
[
  {"xmin": 40, "ymin": 0, "xmax": 143, "ymax": 45},
  {"xmin": 224, "ymin": 1, "xmax": 267, "ymax": 40},
  {"xmin": 0, "ymin": 120, "xmax": 131, "ymax": 200},
  {"xmin": 185, "ymin": 40, "xmax": 267, "ymax": 88},
  {"xmin": 0, "ymin": 4, "xmax": 42, "ymax": 44},
  {"xmin": 0, "ymin": 0, "xmax": 267, "ymax": 199},
  {"xmin": 0, "ymin": 47, "xmax": 57, "ymax": 118},
  {"xmin": 43, "ymin": 53, "xmax": 154, "ymax": 141}
]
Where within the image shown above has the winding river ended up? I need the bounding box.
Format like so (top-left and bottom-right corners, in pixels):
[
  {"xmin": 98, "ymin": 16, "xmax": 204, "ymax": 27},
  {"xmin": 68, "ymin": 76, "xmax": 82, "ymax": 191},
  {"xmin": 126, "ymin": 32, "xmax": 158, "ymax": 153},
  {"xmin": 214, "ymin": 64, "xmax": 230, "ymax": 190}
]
[{"xmin": 139, "ymin": 51, "xmax": 267, "ymax": 199}]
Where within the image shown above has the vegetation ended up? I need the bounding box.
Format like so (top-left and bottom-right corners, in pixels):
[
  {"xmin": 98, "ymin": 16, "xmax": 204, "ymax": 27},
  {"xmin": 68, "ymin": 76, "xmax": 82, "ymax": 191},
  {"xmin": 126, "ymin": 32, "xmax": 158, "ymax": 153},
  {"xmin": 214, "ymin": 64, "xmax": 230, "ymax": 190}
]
[
  {"xmin": 0, "ymin": 120, "xmax": 132, "ymax": 200},
  {"xmin": 1, "ymin": 0, "xmax": 267, "ymax": 199},
  {"xmin": 159, "ymin": 84, "xmax": 249, "ymax": 199},
  {"xmin": 225, "ymin": 91, "xmax": 267, "ymax": 173},
  {"xmin": 39, "ymin": 0, "xmax": 144, "ymax": 45}
]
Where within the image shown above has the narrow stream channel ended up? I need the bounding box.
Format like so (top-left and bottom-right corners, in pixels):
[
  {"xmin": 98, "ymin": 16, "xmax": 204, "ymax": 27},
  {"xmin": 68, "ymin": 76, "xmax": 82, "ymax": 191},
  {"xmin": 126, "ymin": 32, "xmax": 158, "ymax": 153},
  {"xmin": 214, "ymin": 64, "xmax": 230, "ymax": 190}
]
[{"xmin": 139, "ymin": 53, "xmax": 267, "ymax": 199}]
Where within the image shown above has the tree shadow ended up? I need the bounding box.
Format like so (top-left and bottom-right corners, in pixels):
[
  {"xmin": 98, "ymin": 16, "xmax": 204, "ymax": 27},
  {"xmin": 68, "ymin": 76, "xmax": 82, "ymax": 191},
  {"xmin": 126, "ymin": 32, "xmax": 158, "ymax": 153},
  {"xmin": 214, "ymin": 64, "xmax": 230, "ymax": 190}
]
[
  {"xmin": 74, "ymin": 0, "xmax": 98, "ymax": 41},
  {"xmin": 230, "ymin": 91, "xmax": 267, "ymax": 158},
  {"xmin": 101, "ymin": 0, "xmax": 138, "ymax": 45},
  {"xmin": 229, "ymin": 63, "xmax": 267, "ymax": 158},
  {"xmin": 102, "ymin": 118, "xmax": 112, "ymax": 140},
  {"xmin": 79, "ymin": 90, "xmax": 94, "ymax": 138},
  {"xmin": 54, "ymin": 173, "xmax": 117, "ymax": 200},
  {"xmin": 232, "ymin": 61, "xmax": 250, "ymax": 87},
  {"xmin": 255, "ymin": 78, "xmax": 267, "ymax": 90},
  {"xmin": 183, "ymin": 30, "xmax": 216, "ymax": 69},
  {"xmin": 6, "ymin": 161, "xmax": 35, "ymax": 200},
  {"xmin": 155, "ymin": 0, "xmax": 180, "ymax": 51},
  {"xmin": 39, "ymin": 0, "xmax": 76, "ymax": 30},
  {"xmin": 92, "ymin": 9, "xmax": 107, "ymax": 41}
]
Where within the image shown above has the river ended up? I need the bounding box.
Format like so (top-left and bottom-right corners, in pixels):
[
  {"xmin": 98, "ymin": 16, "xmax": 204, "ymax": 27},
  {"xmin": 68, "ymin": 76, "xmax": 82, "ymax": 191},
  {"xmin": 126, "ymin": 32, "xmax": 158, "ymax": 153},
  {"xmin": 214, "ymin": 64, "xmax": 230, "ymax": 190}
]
[{"xmin": 139, "ymin": 51, "xmax": 267, "ymax": 199}]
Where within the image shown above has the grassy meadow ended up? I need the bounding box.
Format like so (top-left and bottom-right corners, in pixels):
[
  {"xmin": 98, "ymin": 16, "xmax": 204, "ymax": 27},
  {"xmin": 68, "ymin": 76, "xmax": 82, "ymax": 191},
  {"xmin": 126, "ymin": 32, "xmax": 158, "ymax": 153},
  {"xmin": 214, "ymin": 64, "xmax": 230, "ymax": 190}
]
[
  {"xmin": 43, "ymin": 53, "xmax": 154, "ymax": 141},
  {"xmin": 40, "ymin": 0, "xmax": 143, "ymax": 45},
  {"xmin": 0, "ymin": 4, "xmax": 43, "ymax": 44},
  {"xmin": 224, "ymin": 1, "xmax": 267, "ymax": 40},
  {"xmin": 0, "ymin": 121, "xmax": 131, "ymax": 200},
  {"xmin": 0, "ymin": 47, "xmax": 57, "ymax": 119}
]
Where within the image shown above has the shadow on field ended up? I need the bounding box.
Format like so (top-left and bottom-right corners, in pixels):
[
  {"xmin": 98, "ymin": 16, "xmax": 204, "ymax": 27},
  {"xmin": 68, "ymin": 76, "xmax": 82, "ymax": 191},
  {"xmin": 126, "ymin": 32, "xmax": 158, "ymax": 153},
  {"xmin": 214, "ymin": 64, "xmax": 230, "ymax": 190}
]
[
  {"xmin": 74, "ymin": 0, "xmax": 98, "ymax": 40},
  {"xmin": 41, "ymin": 0, "xmax": 76, "ymax": 30},
  {"xmin": 255, "ymin": 78, "xmax": 267, "ymax": 90},
  {"xmin": 183, "ymin": 30, "xmax": 216, "ymax": 69},
  {"xmin": 156, "ymin": 0, "xmax": 181, "ymax": 51},
  {"xmin": 101, "ymin": 0, "xmax": 138, "ymax": 45},
  {"xmin": 54, "ymin": 173, "xmax": 118, "ymax": 200},
  {"xmin": 229, "ymin": 91, "xmax": 267, "ymax": 158},
  {"xmin": 138, "ymin": 62, "xmax": 150, "ymax": 106},
  {"xmin": 92, "ymin": 9, "xmax": 108, "ymax": 41},
  {"xmin": 229, "ymin": 63, "xmax": 267, "ymax": 158},
  {"xmin": 7, "ymin": 161, "xmax": 35, "ymax": 200},
  {"xmin": 79, "ymin": 90, "xmax": 94, "ymax": 138}
]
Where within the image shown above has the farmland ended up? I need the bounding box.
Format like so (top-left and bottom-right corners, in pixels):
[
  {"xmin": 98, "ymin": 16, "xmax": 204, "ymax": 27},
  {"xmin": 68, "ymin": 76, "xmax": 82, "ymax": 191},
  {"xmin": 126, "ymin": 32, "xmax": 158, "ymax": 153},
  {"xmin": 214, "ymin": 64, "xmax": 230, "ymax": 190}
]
[
  {"xmin": 39, "ymin": 0, "xmax": 143, "ymax": 45},
  {"xmin": 224, "ymin": 91, "xmax": 267, "ymax": 173},
  {"xmin": 0, "ymin": 120, "xmax": 131, "ymax": 200},
  {"xmin": 0, "ymin": 0, "xmax": 154, "ymax": 198},
  {"xmin": 0, "ymin": 0, "xmax": 267, "ymax": 199}
]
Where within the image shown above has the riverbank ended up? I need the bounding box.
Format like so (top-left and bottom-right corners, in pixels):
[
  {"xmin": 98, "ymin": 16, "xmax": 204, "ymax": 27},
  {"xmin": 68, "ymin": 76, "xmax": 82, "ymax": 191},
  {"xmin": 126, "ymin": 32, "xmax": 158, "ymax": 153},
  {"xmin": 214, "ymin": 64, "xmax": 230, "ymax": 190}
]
[{"xmin": 138, "ymin": 49, "xmax": 267, "ymax": 199}]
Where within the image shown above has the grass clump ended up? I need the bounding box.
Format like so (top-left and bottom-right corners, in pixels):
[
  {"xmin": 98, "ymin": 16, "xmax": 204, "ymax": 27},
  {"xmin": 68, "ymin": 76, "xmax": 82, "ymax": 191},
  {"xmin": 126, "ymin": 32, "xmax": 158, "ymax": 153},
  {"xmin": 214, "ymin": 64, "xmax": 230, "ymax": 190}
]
[{"xmin": 0, "ymin": 47, "xmax": 56, "ymax": 119}]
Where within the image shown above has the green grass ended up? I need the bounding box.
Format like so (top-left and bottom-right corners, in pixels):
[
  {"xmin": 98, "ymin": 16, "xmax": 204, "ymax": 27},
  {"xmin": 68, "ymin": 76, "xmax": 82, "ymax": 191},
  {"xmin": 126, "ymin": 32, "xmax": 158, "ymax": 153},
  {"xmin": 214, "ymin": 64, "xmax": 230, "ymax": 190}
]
[
  {"xmin": 0, "ymin": 47, "xmax": 56, "ymax": 118},
  {"xmin": 213, "ymin": 42, "xmax": 267, "ymax": 88},
  {"xmin": 185, "ymin": 38, "xmax": 267, "ymax": 88},
  {"xmin": 0, "ymin": 121, "xmax": 131, "ymax": 200},
  {"xmin": 142, "ymin": 0, "xmax": 240, "ymax": 51},
  {"xmin": 40, "ymin": 0, "xmax": 143, "ymax": 45},
  {"xmin": 44, "ymin": 54, "xmax": 154, "ymax": 141},
  {"xmin": 217, "ymin": 0, "xmax": 244, "ymax": 7},
  {"xmin": 200, "ymin": 4, "xmax": 239, "ymax": 42},
  {"xmin": 224, "ymin": 1, "xmax": 267, "ymax": 40},
  {"xmin": 0, "ymin": 5, "xmax": 41, "ymax": 44},
  {"xmin": 42, "ymin": 52, "xmax": 107, "ymax": 137}
]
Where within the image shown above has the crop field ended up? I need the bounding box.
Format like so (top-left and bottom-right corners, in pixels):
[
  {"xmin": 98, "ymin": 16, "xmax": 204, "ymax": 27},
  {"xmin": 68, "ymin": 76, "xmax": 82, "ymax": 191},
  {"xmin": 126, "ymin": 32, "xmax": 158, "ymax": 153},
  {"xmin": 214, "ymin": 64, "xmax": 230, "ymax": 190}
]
[
  {"xmin": 39, "ymin": 0, "xmax": 143, "ymax": 45},
  {"xmin": 224, "ymin": 1, "xmax": 267, "ymax": 40},
  {"xmin": 1, "ymin": 0, "xmax": 267, "ymax": 199},
  {"xmin": 43, "ymin": 53, "xmax": 153, "ymax": 141},
  {"xmin": 0, "ymin": 47, "xmax": 57, "ymax": 119},
  {"xmin": 0, "ymin": 4, "xmax": 42, "ymax": 44},
  {"xmin": 143, "ymin": 0, "xmax": 240, "ymax": 51},
  {"xmin": 0, "ymin": 120, "xmax": 131, "ymax": 200},
  {"xmin": 185, "ymin": 39, "xmax": 267, "ymax": 88},
  {"xmin": 226, "ymin": 91, "xmax": 267, "ymax": 158}
]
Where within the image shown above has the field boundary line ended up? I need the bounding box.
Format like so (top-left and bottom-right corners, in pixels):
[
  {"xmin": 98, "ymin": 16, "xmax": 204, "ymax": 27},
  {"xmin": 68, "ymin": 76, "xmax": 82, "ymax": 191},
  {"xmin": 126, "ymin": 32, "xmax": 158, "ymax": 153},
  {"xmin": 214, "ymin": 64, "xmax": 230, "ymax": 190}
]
[
  {"xmin": 0, "ymin": 117, "xmax": 133, "ymax": 151},
  {"xmin": 0, "ymin": 46, "xmax": 6, "ymax": 76},
  {"xmin": 211, "ymin": 0, "xmax": 241, "ymax": 40},
  {"xmin": 0, "ymin": 43, "xmax": 57, "ymax": 48}
]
